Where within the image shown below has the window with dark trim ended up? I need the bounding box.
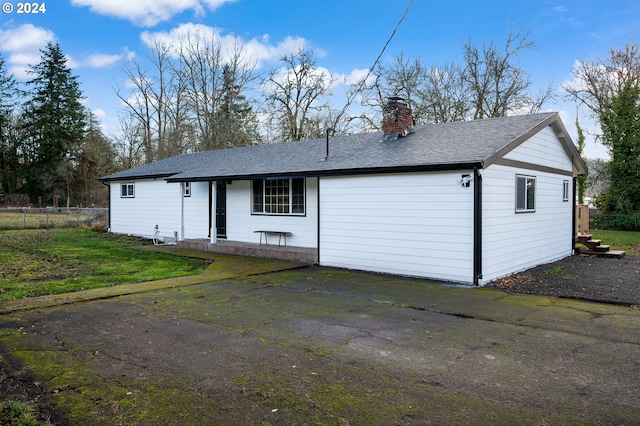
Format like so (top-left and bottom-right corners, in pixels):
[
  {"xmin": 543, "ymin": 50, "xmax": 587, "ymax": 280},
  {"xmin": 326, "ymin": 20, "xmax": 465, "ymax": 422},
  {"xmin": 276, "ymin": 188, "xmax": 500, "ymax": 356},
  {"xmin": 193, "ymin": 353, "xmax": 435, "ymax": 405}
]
[
  {"xmin": 252, "ymin": 178, "xmax": 305, "ymax": 215},
  {"xmin": 183, "ymin": 182, "xmax": 191, "ymax": 197},
  {"xmin": 562, "ymin": 180, "xmax": 570, "ymax": 202},
  {"xmin": 516, "ymin": 175, "xmax": 535, "ymax": 212},
  {"xmin": 120, "ymin": 183, "xmax": 135, "ymax": 198}
]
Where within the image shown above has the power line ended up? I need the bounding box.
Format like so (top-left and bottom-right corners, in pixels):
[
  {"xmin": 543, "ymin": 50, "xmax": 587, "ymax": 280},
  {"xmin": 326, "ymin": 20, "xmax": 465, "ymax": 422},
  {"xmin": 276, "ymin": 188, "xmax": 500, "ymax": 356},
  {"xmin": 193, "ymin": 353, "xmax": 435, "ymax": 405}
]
[{"xmin": 332, "ymin": 0, "xmax": 414, "ymax": 130}]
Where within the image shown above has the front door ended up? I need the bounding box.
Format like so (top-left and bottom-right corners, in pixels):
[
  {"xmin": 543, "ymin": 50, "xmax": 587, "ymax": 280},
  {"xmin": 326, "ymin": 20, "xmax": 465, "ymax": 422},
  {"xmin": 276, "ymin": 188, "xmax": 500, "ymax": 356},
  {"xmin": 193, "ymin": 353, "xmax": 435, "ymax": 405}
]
[{"xmin": 216, "ymin": 181, "xmax": 227, "ymax": 238}]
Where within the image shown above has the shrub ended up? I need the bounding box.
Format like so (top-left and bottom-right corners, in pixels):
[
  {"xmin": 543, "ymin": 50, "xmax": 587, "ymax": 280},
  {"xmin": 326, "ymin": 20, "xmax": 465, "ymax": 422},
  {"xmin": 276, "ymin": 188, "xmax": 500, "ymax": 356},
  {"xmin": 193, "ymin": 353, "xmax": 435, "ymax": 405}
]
[{"xmin": 590, "ymin": 211, "xmax": 640, "ymax": 231}]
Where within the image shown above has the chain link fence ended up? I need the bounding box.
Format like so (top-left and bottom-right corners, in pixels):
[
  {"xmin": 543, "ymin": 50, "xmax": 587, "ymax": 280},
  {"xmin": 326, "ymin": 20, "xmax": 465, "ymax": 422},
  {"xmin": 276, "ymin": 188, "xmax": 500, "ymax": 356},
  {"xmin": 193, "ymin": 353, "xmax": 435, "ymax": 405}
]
[
  {"xmin": 590, "ymin": 211, "xmax": 640, "ymax": 231},
  {"xmin": 0, "ymin": 208, "xmax": 108, "ymax": 230}
]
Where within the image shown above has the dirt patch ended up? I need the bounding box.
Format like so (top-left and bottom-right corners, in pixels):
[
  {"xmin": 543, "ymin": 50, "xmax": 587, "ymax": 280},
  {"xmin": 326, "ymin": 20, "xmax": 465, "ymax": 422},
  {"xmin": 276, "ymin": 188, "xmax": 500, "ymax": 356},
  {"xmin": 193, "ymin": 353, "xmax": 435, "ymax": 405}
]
[
  {"xmin": 0, "ymin": 343, "xmax": 68, "ymax": 425},
  {"xmin": 486, "ymin": 254, "xmax": 640, "ymax": 305}
]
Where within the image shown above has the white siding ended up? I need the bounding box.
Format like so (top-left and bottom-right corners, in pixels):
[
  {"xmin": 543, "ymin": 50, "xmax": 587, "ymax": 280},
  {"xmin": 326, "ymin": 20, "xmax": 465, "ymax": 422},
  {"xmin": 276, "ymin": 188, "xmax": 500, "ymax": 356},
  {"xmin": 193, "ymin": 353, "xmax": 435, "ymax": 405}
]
[
  {"xmin": 481, "ymin": 164, "xmax": 574, "ymax": 284},
  {"xmin": 109, "ymin": 179, "xmax": 183, "ymax": 239},
  {"xmin": 183, "ymin": 181, "xmax": 211, "ymax": 239},
  {"xmin": 319, "ymin": 172, "xmax": 475, "ymax": 283},
  {"xmin": 504, "ymin": 126, "xmax": 573, "ymax": 171},
  {"xmin": 225, "ymin": 178, "xmax": 318, "ymax": 248}
]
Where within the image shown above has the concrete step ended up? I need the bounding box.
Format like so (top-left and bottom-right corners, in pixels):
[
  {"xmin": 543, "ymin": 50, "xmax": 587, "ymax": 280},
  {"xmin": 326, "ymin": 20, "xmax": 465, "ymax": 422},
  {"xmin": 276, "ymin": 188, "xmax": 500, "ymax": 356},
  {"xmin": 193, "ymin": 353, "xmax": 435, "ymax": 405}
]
[{"xmin": 579, "ymin": 249, "xmax": 626, "ymax": 258}]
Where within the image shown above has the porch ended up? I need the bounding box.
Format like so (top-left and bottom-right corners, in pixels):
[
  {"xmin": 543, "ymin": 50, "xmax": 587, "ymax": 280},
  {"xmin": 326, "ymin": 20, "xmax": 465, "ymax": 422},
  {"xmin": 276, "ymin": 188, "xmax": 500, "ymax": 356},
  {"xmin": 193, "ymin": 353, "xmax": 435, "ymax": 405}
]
[{"xmin": 177, "ymin": 239, "xmax": 318, "ymax": 264}]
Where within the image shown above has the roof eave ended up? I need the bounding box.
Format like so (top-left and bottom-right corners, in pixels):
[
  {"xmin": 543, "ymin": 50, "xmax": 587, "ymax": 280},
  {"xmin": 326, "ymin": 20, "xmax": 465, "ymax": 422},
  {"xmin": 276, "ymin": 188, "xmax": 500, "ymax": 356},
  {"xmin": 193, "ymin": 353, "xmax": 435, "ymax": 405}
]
[
  {"xmin": 99, "ymin": 173, "xmax": 177, "ymax": 182},
  {"xmin": 165, "ymin": 162, "xmax": 484, "ymax": 182}
]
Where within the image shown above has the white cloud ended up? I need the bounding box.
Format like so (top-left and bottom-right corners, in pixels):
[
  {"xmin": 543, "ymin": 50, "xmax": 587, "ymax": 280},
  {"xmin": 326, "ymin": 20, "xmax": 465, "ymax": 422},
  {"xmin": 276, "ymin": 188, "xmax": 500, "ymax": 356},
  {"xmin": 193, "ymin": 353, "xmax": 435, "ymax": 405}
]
[
  {"xmin": 245, "ymin": 35, "xmax": 308, "ymax": 68},
  {"xmin": 140, "ymin": 23, "xmax": 308, "ymax": 69},
  {"xmin": 334, "ymin": 68, "xmax": 372, "ymax": 87},
  {"xmin": 140, "ymin": 22, "xmax": 217, "ymax": 52},
  {"xmin": 0, "ymin": 24, "xmax": 56, "ymax": 78},
  {"xmin": 552, "ymin": 4, "xmax": 583, "ymax": 29},
  {"xmin": 0, "ymin": 22, "xmax": 123, "ymax": 82},
  {"xmin": 0, "ymin": 24, "xmax": 54, "ymax": 51},
  {"xmin": 70, "ymin": 0, "xmax": 235, "ymax": 27},
  {"xmin": 65, "ymin": 55, "xmax": 80, "ymax": 69},
  {"xmin": 85, "ymin": 52, "xmax": 122, "ymax": 68}
]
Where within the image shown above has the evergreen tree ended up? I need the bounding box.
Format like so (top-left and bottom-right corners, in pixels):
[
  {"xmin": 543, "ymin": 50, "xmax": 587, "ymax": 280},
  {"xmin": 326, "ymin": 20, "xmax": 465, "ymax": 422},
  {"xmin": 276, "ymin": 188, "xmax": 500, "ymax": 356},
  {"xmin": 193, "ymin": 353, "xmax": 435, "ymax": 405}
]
[
  {"xmin": 599, "ymin": 81, "xmax": 640, "ymax": 213},
  {"xmin": 20, "ymin": 42, "xmax": 86, "ymax": 205},
  {"xmin": 0, "ymin": 54, "xmax": 21, "ymax": 197},
  {"xmin": 218, "ymin": 64, "xmax": 260, "ymax": 148}
]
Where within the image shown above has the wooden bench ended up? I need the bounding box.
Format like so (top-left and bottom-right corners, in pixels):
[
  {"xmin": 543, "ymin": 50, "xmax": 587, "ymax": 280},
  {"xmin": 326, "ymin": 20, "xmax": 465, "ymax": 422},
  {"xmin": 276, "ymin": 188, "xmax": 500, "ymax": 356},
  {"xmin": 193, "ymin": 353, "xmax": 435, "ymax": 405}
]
[{"xmin": 254, "ymin": 230, "xmax": 292, "ymax": 247}]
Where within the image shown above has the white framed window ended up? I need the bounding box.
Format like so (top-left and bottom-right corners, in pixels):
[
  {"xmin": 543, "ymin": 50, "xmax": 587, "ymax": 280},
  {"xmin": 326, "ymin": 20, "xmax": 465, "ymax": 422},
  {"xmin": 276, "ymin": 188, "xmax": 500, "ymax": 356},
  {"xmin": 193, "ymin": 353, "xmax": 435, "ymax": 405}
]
[
  {"xmin": 515, "ymin": 175, "xmax": 535, "ymax": 212},
  {"xmin": 252, "ymin": 178, "xmax": 305, "ymax": 215},
  {"xmin": 183, "ymin": 182, "xmax": 191, "ymax": 197},
  {"xmin": 562, "ymin": 180, "xmax": 570, "ymax": 202},
  {"xmin": 120, "ymin": 183, "xmax": 135, "ymax": 198}
]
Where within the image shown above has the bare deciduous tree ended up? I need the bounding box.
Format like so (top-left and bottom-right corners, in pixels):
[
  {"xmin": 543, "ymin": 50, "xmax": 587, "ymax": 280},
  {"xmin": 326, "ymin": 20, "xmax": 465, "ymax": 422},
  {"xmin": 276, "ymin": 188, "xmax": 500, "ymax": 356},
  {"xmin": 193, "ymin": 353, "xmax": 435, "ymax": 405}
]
[
  {"xmin": 116, "ymin": 40, "xmax": 189, "ymax": 161},
  {"xmin": 358, "ymin": 25, "xmax": 553, "ymax": 128},
  {"xmin": 262, "ymin": 48, "xmax": 335, "ymax": 142},
  {"xmin": 419, "ymin": 62, "xmax": 469, "ymax": 123},
  {"xmin": 564, "ymin": 39, "xmax": 640, "ymax": 117},
  {"xmin": 179, "ymin": 30, "xmax": 259, "ymax": 150},
  {"xmin": 462, "ymin": 26, "xmax": 551, "ymax": 119},
  {"xmin": 117, "ymin": 29, "xmax": 260, "ymax": 161},
  {"xmin": 113, "ymin": 113, "xmax": 146, "ymax": 170},
  {"xmin": 378, "ymin": 53, "xmax": 424, "ymax": 118},
  {"xmin": 116, "ymin": 54, "xmax": 159, "ymax": 163},
  {"xmin": 178, "ymin": 29, "xmax": 224, "ymax": 150}
]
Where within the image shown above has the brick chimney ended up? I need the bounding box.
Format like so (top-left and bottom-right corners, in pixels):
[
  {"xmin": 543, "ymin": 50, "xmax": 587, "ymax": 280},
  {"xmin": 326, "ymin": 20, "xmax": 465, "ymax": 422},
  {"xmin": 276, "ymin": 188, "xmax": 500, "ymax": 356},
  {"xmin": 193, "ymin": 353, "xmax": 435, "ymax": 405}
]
[{"xmin": 383, "ymin": 96, "xmax": 414, "ymax": 140}]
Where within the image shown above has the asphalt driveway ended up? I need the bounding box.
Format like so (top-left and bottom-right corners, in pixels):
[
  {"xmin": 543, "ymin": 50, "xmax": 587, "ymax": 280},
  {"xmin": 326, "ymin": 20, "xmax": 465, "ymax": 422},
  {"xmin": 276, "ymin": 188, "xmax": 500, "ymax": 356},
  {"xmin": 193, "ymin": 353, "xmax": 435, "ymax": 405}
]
[{"xmin": 1, "ymin": 256, "xmax": 639, "ymax": 425}]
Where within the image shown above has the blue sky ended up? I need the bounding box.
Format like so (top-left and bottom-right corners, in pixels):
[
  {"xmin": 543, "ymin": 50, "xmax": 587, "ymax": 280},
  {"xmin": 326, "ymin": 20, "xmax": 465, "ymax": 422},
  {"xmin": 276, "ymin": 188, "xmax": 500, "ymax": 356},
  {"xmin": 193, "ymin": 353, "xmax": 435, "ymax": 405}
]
[{"xmin": 1, "ymin": 0, "xmax": 639, "ymax": 159}]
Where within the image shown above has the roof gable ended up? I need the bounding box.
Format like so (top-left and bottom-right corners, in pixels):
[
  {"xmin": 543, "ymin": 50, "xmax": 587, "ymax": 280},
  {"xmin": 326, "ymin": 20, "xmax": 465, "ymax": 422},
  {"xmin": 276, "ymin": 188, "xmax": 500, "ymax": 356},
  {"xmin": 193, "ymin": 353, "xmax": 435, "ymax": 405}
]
[{"xmin": 482, "ymin": 112, "xmax": 587, "ymax": 174}]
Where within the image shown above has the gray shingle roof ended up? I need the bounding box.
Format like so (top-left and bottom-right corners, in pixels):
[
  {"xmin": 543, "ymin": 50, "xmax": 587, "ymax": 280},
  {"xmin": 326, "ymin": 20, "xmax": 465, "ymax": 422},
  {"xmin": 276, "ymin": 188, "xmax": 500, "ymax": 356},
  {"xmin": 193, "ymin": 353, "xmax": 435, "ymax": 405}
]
[{"xmin": 100, "ymin": 112, "xmax": 585, "ymax": 182}]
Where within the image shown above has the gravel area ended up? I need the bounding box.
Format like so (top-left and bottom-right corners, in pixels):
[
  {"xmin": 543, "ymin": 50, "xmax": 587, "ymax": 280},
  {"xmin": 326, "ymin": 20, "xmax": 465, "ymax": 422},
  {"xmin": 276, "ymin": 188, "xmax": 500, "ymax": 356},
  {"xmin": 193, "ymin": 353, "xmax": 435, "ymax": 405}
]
[{"xmin": 485, "ymin": 253, "xmax": 640, "ymax": 305}]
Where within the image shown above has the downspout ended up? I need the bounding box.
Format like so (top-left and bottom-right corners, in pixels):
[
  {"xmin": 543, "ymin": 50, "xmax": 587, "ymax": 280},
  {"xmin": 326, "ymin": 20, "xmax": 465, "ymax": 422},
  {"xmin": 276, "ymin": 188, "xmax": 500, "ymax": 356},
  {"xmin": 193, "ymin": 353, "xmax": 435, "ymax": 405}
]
[
  {"xmin": 316, "ymin": 177, "xmax": 321, "ymax": 264},
  {"xmin": 473, "ymin": 166, "xmax": 483, "ymax": 286},
  {"xmin": 572, "ymin": 177, "xmax": 577, "ymax": 253},
  {"xmin": 208, "ymin": 182, "xmax": 213, "ymax": 243},
  {"xmin": 210, "ymin": 181, "xmax": 217, "ymax": 244},
  {"xmin": 180, "ymin": 182, "xmax": 185, "ymax": 241}
]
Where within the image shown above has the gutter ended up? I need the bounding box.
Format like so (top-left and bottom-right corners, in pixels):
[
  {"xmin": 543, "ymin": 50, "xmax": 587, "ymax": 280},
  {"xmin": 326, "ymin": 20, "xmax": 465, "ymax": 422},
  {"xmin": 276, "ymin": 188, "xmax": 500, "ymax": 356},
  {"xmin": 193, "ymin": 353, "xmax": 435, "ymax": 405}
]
[
  {"xmin": 164, "ymin": 162, "xmax": 483, "ymax": 183},
  {"xmin": 100, "ymin": 172, "xmax": 177, "ymax": 182}
]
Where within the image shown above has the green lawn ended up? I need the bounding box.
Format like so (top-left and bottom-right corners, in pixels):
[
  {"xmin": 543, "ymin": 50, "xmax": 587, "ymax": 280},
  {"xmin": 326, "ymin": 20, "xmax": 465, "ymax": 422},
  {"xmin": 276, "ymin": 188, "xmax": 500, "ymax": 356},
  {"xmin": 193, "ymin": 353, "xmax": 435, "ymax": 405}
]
[
  {"xmin": 1, "ymin": 228, "xmax": 637, "ymax": 302},
  {"xmin": 0, "ymin": 229, "xmax": 207, "ymax": 300},
  {"xmin": 586, "ymin": 229, "xmax": 640, "ymax": 255}
]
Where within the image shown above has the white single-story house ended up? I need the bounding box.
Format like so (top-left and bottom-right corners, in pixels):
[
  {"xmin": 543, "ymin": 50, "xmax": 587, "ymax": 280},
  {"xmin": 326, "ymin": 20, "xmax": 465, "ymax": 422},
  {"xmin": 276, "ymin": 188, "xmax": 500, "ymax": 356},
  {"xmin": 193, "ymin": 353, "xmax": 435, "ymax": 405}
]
[{"xmin": 100, "ymin": 99, "xmax": 587, "ymax": 286}]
